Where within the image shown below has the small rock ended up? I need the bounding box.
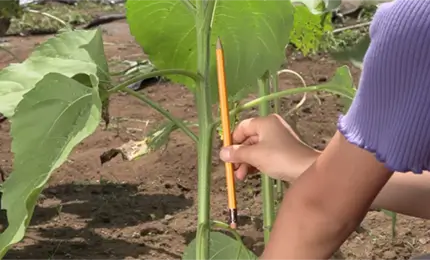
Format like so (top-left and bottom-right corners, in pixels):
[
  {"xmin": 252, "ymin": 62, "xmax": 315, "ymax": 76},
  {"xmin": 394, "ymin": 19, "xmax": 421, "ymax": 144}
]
[
  {"xmin": 164, "ymin": 214, "xmax": 174, "ymax": 221},
  {"xmin": 132, "ymin": 232, "xmax": 140, "ymax": 238},
  {"xmin": 383, "ymin": 250, "xmax": 397, "ymax": 260},
  {"xmin": 419, "ymin": 238, "xmax": 429, "ymax": 245}
]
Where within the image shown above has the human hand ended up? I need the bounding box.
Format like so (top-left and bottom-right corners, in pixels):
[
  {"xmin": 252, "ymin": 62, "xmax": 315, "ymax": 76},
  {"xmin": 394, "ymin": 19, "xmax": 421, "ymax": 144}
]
[{"xmin": 219, "ymin": 114, "xmax": 319, "ymax": 182}]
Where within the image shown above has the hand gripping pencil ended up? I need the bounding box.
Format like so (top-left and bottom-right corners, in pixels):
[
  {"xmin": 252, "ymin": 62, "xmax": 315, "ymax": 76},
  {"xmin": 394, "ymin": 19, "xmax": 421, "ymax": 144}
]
[{"xmin": 216, "ymin": 37, "xmax": 238, "ymax": 229}]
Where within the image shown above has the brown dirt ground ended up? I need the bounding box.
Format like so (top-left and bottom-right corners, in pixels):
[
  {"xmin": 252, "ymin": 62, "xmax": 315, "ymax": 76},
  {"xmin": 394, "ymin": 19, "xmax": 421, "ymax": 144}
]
[{"xmin": 1, "ymin": 21, "xmax": 430, "ymax": 260}]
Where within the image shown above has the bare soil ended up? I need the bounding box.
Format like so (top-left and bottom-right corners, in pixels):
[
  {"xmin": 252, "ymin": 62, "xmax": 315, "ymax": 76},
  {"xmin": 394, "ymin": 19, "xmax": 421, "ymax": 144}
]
[{"xmin": 1, "ymin": 21, "xmax": 430, "ymax": 260}]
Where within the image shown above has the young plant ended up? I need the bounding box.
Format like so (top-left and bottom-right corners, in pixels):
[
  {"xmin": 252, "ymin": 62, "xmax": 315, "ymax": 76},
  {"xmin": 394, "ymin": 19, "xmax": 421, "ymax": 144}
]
[{"xmin": 0, "ymin": 0, "xmax": 357, "ymax": 259}]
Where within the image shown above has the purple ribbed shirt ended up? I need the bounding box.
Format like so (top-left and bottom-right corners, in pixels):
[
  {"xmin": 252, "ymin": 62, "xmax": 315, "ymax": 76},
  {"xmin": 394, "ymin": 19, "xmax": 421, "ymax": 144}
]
[{"xmin": 337, "ymin": 0, "xmax": 430, "ymax": 173}]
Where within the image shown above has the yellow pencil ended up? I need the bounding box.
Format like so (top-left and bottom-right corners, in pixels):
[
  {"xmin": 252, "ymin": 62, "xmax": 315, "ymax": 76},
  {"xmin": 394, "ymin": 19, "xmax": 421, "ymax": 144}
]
[{"xmin": 216, "ymin": 37, "xmax": 238, "ymax": 229}]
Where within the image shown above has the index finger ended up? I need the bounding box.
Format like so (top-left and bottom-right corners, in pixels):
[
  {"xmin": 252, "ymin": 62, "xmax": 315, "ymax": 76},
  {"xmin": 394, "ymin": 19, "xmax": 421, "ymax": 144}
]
[{"xmin": 231, "ymin": 116, "xmax": 267, "ymax": 144}]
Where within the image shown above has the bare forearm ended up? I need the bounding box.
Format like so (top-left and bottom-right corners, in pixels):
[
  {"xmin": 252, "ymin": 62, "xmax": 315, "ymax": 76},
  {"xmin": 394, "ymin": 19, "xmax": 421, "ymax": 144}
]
[
  {"xmin": 263, "ymin": 168, "xmax": 366, "ymax": 259},
  {"xmin": 262, "ymin": 132, "xmax": 393, "ymax": 259},
  {"xmin": 371, "ymin": 172, "xmax": 430, "ymax": 219},
  {"xmin": 294, "ymin": 150, "xmax": 430, "ymax": 219}
]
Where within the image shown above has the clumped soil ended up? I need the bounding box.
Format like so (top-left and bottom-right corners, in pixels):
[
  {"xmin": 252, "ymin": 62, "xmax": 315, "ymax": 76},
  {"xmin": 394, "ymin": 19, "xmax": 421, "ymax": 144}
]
[{"xmin": 0, "ymin": 21, "xmax": 429, "ymax": 260}]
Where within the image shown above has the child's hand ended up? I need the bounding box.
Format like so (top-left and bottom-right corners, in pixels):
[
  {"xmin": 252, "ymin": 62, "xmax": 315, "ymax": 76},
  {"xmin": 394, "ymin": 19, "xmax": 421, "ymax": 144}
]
[{"xmin": 219, "ymin": 114, "xmax": 319, "ymax": 182}]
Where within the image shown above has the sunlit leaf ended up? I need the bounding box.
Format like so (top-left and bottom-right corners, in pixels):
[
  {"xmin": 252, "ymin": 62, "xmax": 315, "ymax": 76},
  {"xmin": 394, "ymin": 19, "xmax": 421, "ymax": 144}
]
[
  {"xmin": 0, "ymin": 57, "xmax": 97, "ymax": 117},
  {"xmin": 31, "ymin": 29, "xmax": 110, "ymax": 84},
  {"xmin": 126, "ymin": 0, "xmax": 294, "ymax": 103},
  {"xmin": 0, "ymin": 29, "xmax": 109, "ymax": 117},
  {"xmin": 0, "ymin": 72, "xmax": 101, "ymax": 258},
  {"xmin": 182, "ymin": 231, "xmax": 257, "ymax": 260}
]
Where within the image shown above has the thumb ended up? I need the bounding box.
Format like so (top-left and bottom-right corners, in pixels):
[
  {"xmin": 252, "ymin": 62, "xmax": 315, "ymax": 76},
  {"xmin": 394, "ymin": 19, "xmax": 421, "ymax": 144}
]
[{"xmin": 219, "ymin": 144, "xmax": 260, "ymax": 164}]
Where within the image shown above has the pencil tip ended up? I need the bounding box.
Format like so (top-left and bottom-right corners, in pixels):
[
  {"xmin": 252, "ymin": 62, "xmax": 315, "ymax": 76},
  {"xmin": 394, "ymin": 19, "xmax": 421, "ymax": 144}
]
[{"xmin": 216, "ymin": 37, "xmax": 222, "ymax": 49}]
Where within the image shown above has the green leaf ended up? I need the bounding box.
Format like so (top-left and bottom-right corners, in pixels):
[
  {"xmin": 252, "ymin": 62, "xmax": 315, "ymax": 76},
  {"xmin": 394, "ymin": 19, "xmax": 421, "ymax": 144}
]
[
  {"xmin": 126, "ymin": 0, "xmax": 294, "ymax": 103},
  {"xmin": 0, "ymin": 72, "xmax": 102, "ymax": 258},
  {"xmin": 182, "ymin": 231, "xmax": 257, "ymax": 260},
  {"xmin": 381, "ymin": 209, "xmax": 397, "ymax": 238},
  {"xmin": 0, "ymin": 0, "xmax": 22, "ymax": 19},
  {"xmin": 292, "ymin": 0, "xmax": 341, "ymax": 14},
  {"xmin": 316, "ymin": 65, "xmax": 356, "ymax": 100},
  {"xmin": 0, "ymin": 57, "xmax": 97, "ymax": 117},
  {"xmin": 31, "ymin": 29, "xmax": 110, "ymax": 85},
  {"xmin": 0, "ymin": 29, "xmax": 109, "ymax": 118},
  {"xmin": 331, "ymin": 35, "xmax": 370, "ymax": 69}
]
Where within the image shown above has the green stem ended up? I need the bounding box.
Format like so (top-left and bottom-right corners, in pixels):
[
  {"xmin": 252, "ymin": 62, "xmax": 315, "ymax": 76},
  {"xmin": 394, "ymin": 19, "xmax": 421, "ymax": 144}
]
[
  {"xmin": 108, "ymin": 69, "xmax": 201, "ymax": 93},
  {"xmin": 121, "ymin": 88, "xmax": 198, "ymax": 143},
  {"xmin": 211, "ymin": 220, "xmax": 255, "ymax": 260},
  {"xmin": 258, "ymin": 74, "xmax": 275, "ymax": 244},
  {"xmin": 211, "ymin": 220, "xmax": 243, "ymax": 243},
  {"xmin": 195, "ymin": 0, "xmax": 216, "ymax": 259},
  {"xmin": 270, "ymin": 73, "xmax": 284, "ymax": 206},
  {"xmin": 211, "ymin": 83, "xmax": 355, "ymax": 128},
  {"xmin": 239, "ymin": 86, "xmax": 330, "ymax": 114}
]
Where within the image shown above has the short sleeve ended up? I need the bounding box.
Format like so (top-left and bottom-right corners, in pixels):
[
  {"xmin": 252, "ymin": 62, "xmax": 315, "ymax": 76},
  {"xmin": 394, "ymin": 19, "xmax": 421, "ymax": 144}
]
[{"xmin": 337, "ymin": 0, "xmax": 430, "ymax": 173}]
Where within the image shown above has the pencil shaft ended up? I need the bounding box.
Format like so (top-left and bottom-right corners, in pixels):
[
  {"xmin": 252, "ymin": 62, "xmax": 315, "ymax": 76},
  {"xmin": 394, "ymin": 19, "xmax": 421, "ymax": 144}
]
[{"xmin": 216, "ymin": 38, "xmax": 237, "ymax": 212}]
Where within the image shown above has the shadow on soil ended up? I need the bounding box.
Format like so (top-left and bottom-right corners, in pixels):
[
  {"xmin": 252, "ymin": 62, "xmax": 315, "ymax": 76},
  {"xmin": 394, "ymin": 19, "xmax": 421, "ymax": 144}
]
[{"xmin": 2, "ymin": 182, "xmax": 193, "ymax": 259}]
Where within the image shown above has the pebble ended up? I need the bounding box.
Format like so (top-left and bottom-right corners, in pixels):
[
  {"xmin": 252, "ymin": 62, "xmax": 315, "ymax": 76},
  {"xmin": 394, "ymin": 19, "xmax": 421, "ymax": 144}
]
[{"xmin": 383, "ymin": 250, "xmax": 397, "ymax": 260}]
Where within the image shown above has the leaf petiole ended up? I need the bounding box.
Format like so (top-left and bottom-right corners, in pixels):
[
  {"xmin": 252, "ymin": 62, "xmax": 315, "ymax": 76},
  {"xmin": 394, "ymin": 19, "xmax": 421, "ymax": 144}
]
[
  {"xmin": 121, "ymin": 88, "xmax": 198, "ymax": 143},
  {"xmin": 108, "ymin": 69, "xmax": 202, "ymax": 93}
]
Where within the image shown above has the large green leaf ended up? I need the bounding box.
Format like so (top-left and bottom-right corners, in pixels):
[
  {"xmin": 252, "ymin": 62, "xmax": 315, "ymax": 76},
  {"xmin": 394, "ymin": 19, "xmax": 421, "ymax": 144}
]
[
  {"xmin": 126, "ymin": 0, "xmax": 294, "ymax": 103},
  {"xmin": 0, "ymin": 29, "xmax": 108, "ymax": 117},
  {"xmin": 31, "ymin": 29, "xmax": 110, "ymax": 85},
  {"xmin": 0, "ymin": 72, "xmax": 102, "ymax": 258},
  {"xmin": 0, "ymin": 57, "xmax": 97, "ymax": 117},
  {"xmin": 182, "ymin": 231, "xmax": 257, "ymax": 260}
]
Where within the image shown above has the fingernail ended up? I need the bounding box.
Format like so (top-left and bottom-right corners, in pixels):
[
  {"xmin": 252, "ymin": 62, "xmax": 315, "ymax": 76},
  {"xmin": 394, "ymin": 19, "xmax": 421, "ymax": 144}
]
[{"xmin": 219, "ymin": 147, "xmax": 230, "ymax": 161}]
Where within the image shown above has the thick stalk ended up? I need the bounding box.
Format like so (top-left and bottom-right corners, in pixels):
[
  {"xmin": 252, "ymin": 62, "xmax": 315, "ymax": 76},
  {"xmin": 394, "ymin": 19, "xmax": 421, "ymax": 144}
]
[
  {"xmin": 270, "ymin": 73, "xmax": 284, "ymax": 205},
  {"xmin": 195, "ymin": 0, "xmax": 216, "ymax": 259},
  {"xmin": 258, "ymin": 75, "xmax": 276, "ymax": 244}
]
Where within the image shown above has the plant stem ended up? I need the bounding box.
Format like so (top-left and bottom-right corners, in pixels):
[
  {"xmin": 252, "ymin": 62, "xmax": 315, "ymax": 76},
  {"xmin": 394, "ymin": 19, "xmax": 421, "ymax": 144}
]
[
  {"xmin": 121, "ymin": 87, "xmax": 198, "ymax": 143},
  {"xmin": 195, "ymin": 0, "xmax": 216, "ymax": 259},
  {"xmin": 238, "ymin": 84, "xmax": 354, "ymax": 114},
  {"xmin": 212, "ymin": 83, "xmax": 355, "ymax": 129},
  {"xmin": 211, "ymin": 220, "xmax": 255, "ymax": 260},
  {"xmin": 211, "ymin": 220, "xmax": 243, "ymax": 243},
  {"xmin": 108, "ymin": 69, "xmax": 201, "ymax": 93},
  {"xmin": 258, "ymin": 74, "xmax": 275, "ymax": 244},
  {"xmin": 270, "ymin": 73, "xmax": 284, "ymax": 205}
]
